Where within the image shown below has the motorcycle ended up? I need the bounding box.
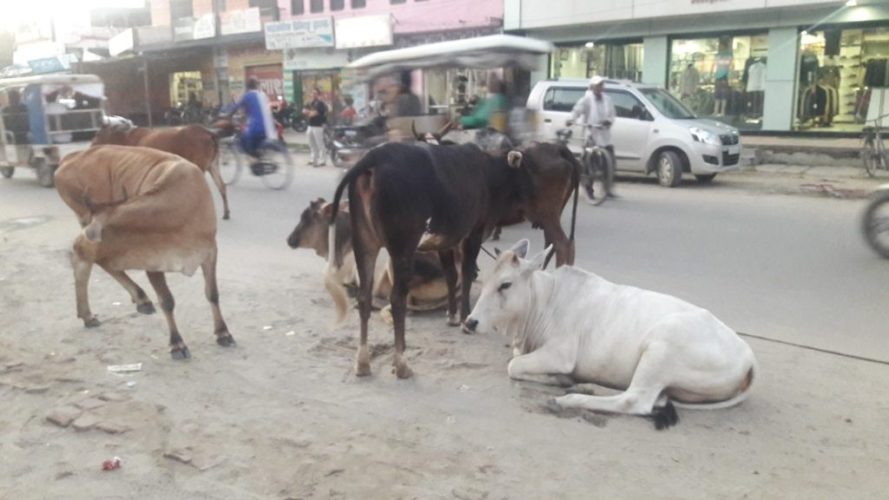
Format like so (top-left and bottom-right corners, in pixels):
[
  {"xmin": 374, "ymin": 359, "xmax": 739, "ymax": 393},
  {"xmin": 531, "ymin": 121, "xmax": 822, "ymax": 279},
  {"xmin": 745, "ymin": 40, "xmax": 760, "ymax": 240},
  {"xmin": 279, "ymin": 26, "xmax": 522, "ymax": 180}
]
[
  {"xmin": 291, "ymin": 112, "xmax": 308, "ymax": 133},
  {"xmin": 272, "ymin": 101, "xmax": 297, "ymax": 129},
  {"xmin": 325, "ymin": 116, "xmax": 387, "ymax": 167},
  {"xmin": 862, "ymin": 184, "xmax": 889, "ymax": 258}
]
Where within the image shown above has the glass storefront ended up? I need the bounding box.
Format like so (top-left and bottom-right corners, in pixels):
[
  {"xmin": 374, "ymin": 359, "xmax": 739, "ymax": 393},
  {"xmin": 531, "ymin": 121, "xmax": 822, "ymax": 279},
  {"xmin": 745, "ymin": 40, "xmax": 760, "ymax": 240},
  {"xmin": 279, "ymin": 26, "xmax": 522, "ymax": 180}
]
[
  {"xmin": 669, "ymin": 33, "xmax": 769, "ymax": 131},
  {"xmin": 796, "ymin": 26, "xmax": 889, "ymax": 132},
  {"xmin": 550, "ymin": 41, "xmax": 644, "ymax": 82}
]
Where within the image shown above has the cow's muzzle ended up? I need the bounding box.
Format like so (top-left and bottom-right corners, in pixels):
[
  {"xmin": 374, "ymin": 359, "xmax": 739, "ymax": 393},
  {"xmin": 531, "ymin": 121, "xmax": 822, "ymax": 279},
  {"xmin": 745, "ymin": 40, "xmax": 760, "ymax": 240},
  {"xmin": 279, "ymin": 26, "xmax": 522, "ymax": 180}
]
[{"xmin": 463, "ymin": 318, "xmax": 479, "ymax": 334}]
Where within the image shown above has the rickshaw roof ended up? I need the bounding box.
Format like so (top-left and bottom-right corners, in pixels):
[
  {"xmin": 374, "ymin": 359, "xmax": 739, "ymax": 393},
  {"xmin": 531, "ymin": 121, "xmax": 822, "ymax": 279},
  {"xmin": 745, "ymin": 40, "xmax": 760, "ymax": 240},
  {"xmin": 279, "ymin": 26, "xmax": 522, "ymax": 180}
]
[
  {"xmin": 347, "ymin": 34, "xmax": 555, "ymax": 80},
  {"xmin": 0, "ymin": 73, "xmax": 103, "ymax": 90}
]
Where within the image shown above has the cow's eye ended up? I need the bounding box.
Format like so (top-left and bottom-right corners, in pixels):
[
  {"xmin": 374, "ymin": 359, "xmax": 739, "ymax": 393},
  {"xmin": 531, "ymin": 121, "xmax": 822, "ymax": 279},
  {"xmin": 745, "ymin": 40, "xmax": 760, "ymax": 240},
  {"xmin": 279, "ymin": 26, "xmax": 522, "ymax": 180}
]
[{"xmin": 498, "ymin": 282, "xmax": 512, "ymax": 292}]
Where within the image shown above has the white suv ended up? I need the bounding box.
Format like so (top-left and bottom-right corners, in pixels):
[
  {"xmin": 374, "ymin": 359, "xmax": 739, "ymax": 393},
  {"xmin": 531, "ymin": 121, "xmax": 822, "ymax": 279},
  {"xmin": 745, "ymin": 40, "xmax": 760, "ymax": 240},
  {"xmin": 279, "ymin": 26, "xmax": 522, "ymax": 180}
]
[{"xmin": 526, "ymin": 79, "xmax": 741, "ymax": 186}]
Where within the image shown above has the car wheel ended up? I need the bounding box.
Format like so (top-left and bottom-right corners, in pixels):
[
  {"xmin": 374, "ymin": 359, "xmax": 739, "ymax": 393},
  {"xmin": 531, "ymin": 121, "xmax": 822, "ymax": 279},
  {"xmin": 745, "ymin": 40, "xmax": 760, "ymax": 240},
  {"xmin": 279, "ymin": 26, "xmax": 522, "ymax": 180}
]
[
  {"xmin": 695, "ymin": 173, "xmax": 717, "ymax": 184},
  {"xmin": 656, "ymin": 150, "xmax": 683, "ymax": 187}
]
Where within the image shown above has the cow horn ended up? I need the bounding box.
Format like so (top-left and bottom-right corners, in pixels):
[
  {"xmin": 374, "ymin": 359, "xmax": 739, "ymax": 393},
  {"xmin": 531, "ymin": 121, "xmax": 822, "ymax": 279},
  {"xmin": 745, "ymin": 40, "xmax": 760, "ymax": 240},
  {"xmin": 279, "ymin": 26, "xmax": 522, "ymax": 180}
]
[
  {"xmin": 507, "ymin": 151, "xmax": 523, "ymax": 168},
  {"xmin": 411, "ymin": 120, "xmax": 423, "ymax": 141},
  {"xmin": 435, "ymin": 121, "xmax": 454, "ymax": 140}
]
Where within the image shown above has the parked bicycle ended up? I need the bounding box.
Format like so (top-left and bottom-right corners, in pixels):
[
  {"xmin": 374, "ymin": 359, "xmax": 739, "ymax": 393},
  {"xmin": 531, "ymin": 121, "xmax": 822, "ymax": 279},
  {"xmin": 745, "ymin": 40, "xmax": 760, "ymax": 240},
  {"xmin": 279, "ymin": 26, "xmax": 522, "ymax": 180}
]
[
  {"xmin": 862, "ymin": 184, "xmax": 889, "ymax": 259},
  {"xmin": 556, "ymin": 126, "xmax": 613, "ymax": 206},
  {"xmin": 862, "ymin": 113, "xmax": 889, "ymax": 177}
]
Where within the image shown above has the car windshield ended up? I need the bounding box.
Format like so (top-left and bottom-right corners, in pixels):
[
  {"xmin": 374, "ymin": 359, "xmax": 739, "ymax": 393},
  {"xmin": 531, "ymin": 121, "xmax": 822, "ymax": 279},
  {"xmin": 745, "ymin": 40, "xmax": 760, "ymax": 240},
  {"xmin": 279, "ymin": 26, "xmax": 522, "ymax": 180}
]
[{"xmin": 639, "ymin": 88, "xmax": 696, "ymax": 119}]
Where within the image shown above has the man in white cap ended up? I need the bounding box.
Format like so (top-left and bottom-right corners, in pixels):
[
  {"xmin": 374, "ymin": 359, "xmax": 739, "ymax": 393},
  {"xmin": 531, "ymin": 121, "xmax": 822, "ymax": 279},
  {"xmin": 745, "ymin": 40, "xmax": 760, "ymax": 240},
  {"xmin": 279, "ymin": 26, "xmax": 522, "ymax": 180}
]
[{"xmin": 567, "ymin": 75, "xmax": 617, "ymax": 198}]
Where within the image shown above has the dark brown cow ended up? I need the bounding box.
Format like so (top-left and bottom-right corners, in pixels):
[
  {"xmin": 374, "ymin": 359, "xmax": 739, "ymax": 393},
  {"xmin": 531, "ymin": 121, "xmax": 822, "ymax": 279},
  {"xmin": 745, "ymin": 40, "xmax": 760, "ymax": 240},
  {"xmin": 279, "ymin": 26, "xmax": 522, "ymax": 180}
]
[
  {"xmin": 92, "ymin": 121, "xmax": 231, "ymax": 220},
  {"xmin": 287, "ymin": 198, "xmax": 460, "ymax": 315},
  {"xmin": 55, "ymin": 145, "xmax": 235, "ymax": 359},
  {"xmin": 325, "ymin": 140, "xmax": 579, "ymax": 378}
]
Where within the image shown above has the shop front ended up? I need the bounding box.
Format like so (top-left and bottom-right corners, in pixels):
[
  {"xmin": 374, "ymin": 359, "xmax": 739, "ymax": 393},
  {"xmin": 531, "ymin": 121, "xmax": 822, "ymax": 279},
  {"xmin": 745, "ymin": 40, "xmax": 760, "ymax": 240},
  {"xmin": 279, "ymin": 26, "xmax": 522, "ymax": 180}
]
[{"xmin": 508, "ymin": 0, "xmax": 889, "ymax": 134}]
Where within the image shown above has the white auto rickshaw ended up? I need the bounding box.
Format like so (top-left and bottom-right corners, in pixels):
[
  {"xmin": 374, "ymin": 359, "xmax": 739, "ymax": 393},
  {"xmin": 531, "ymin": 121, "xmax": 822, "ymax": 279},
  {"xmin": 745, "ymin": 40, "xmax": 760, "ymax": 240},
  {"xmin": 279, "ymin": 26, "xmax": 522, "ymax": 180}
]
[{"xmin": 0, "ymin": 74, "xmax": 105, "ymax": 187}]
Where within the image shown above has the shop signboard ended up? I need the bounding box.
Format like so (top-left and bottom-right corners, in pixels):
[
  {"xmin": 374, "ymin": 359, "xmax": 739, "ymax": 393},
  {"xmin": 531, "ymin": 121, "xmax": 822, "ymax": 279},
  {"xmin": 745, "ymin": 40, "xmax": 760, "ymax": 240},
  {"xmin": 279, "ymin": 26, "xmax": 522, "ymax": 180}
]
[
  {"xmin": 283, "ymin": 48, "xmax": 350, "ymax": 70},
  {"xmin": 108, "ymin": 28, "xmax": 134, "ymax": 57},
  {"xmin": 193, "ymin": 14, "xmax": 216, "ymax": 40},
  {"xmin": 335, "ymin": 14, "xmax": 393, "ymax": 49},
  {"xmin": 265, "ymin": 17, "xmax": 334, "ymax": 50},
  {"xmin": 173, "ymin": 17, "xmax": 195, "ymax": 42},
  {"xmin": 221, "ymin": 8, "xmax": 262, "ymax": 36}
]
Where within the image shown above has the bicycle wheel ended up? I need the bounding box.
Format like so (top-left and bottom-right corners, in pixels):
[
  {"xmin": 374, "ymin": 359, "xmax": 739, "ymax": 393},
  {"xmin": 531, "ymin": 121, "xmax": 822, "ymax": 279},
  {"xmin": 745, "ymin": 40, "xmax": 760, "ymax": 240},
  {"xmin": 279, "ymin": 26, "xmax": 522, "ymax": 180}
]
[
  {"xmin": 582, "ymin": 150, "xmax": 608, "ymax": 206},
  {"xmin": 863, "ymin": 189, "xmax": 889, "ymax": 258},
  {"xmin": 258, "ymin": 141, "xmax": 294, "ymax": 190},
  {"xmin": 218, "ymin": 139, "xmax": 242, "ymax": 185},
  {"xmin": 862, "ymin": 136, "xmax": 880, "ymax": 177}
]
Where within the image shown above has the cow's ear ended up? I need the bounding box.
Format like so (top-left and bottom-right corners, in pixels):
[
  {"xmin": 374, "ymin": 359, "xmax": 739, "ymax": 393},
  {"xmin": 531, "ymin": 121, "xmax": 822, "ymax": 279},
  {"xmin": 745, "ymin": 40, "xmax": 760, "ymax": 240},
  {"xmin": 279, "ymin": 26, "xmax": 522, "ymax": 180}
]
[
  {"xmin": 507, "ymin": 151, "xmax": 523, "ymax": 168},
  {"xmin": 510, "ymin": 239, "xmax": 529, "ymax": 259},
  {"xmin": 526, "ymin": 245, "xmax": 552, "ymax": 272}
]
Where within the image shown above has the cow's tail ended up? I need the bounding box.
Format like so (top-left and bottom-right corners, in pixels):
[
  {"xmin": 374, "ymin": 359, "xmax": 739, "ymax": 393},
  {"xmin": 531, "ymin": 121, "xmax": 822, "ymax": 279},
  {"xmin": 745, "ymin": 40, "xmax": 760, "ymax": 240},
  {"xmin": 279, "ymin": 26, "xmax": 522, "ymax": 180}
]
[
  {"xmin": 671, "ymin": 361, "xmax": 757, "ymax": 411},
  {"xmin": 324, "ymin": 150, "xmax": 381, "ymax": 325}
]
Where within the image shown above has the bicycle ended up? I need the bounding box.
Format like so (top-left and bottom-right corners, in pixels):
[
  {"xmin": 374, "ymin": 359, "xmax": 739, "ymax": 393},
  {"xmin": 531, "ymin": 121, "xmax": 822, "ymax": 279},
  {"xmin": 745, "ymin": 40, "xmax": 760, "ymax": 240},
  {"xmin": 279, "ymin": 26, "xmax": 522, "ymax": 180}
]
[
  {"xmin": 218, "ymin": 135, "xmax": 294, "ymax": 190},
  {"xmin": 557, "ymin": 125, "xmax": 614, "ymax": 206},
  {"xmin": 862, "ymin": 113, "xmax": 889, "ymax": 177}
]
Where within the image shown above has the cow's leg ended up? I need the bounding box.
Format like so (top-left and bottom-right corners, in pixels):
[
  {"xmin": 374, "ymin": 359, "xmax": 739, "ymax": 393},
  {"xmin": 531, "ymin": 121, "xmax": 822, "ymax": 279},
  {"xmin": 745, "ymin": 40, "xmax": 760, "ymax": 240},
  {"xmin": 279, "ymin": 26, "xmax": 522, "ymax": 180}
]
[
  {"xmin": 98, "ymin": 265, "xmax": 155, "ymax": 314},
  {"xmin": 542, "ymin": 220, "xmax": 574, "ymax": 267},
  {"xmin": 201, "ymin": 248, "xmax": 235, "ymax": 347},
  {"xmin": 388, "ymin": 248, "xmax": 416, "ymax": 379},
  {"xmin": 72, "ymin": 250, "xmax": 99, "ymax": 328},
  {"xmin": 146, "ymin": 271, "xmax": 190, "ymax": 360},
  {"xmin": 554, "ymin": 342, "xmax": 676, "ymax": 429},
  {"xmin": 352, "ymin": 238, "xmax": 380, "ymax": 377},
  {"xmin": 507, "ymin": 342, "xmax": 576, "ymax": 387},
  {"xmin": 208, "ymin": 160, "xmax": 231, "ymax": 220},
  {"xmin": 438, "ymin": 249, "xmax": 460, "ymax": 326},
  {"xmin": 459, "ymin": 229, "xmax": 484, "ymax": 327}
]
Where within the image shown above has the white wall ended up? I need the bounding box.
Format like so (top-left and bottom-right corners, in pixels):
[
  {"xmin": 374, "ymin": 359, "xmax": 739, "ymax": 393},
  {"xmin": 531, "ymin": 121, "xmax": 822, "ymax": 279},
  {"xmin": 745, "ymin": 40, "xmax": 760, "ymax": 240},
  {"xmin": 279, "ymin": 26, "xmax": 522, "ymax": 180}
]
[
  {"xmin": 761, "ymin": 27, "xmax": 798, "ymax": 131},
  {"xmin": 642, "ymin": 36, "xmax": 668, "ymax": 88}
]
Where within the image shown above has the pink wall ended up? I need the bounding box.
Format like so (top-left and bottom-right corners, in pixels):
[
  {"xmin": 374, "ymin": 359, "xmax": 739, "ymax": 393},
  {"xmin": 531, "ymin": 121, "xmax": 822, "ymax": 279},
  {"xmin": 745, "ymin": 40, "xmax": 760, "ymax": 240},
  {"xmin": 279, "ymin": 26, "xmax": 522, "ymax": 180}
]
[{"xmin": 276, "ymin": 0, "xmax": 503, "ymax": 34}]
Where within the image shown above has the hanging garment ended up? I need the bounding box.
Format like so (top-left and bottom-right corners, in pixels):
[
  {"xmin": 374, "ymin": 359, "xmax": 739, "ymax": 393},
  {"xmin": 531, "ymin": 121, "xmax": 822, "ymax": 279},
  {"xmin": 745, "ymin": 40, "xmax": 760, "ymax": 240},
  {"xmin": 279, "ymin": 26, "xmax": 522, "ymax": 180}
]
[
  {"xmin": 817, "ymin": 66, "xmax": 841, "ymax": 89},
  {"xmin": 679, "ymin": 66, "xmax": 700, "ymax": 97},
  {"xmin": 824, "ymin": 30, "xmax": 842, "ymax": 57},
  {"xmin": 864, "ymin": 59, "xmax": 889, "ymax": 88},
  {"xmin": 746, "ymin": 61, "xmax": 767, "ymax": 92},
  {"xmin": 800, "ymin": 52, "xmax": 820, "ymax": 86}
]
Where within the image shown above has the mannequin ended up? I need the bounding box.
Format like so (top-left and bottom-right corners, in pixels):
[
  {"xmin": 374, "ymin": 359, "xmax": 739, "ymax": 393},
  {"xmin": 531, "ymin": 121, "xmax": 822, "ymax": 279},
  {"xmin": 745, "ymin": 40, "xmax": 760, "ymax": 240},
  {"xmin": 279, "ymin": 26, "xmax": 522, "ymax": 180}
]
[{"xmin": 713, "ymin": 37, "xmax": 733, "ymax": 117}]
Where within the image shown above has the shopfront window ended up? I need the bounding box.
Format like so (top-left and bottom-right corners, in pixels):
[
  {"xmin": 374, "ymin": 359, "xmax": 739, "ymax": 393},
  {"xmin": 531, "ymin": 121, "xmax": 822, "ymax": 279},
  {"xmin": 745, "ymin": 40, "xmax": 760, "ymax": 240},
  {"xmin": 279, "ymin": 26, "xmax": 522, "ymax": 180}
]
[
  {"xmin": 550, "ymin": 42, "xmax": 644, "ymax": 82},
  {"xmin": 669, "ymin": 34, "xmax": 768, "ymax": 131},
  {"xmin": 796, "ymin": 27, "xmax": 889, "ymax": 132}
]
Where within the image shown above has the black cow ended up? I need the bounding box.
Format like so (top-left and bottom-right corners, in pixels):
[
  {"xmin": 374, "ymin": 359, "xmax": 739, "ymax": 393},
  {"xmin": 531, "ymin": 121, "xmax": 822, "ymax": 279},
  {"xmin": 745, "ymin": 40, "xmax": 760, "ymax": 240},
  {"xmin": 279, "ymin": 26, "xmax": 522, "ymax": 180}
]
[{"xmin": 325, "ymin": 140, "xmax": 577, "ymax": 379}]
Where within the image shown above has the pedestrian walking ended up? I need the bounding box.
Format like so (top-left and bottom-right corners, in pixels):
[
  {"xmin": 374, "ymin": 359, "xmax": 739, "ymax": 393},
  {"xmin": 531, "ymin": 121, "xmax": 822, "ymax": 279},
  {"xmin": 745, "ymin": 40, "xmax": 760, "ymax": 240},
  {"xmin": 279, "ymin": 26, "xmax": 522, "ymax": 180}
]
[{"xmin": 305, "ymin": 88, "xmax": 328, "ymax": 167}]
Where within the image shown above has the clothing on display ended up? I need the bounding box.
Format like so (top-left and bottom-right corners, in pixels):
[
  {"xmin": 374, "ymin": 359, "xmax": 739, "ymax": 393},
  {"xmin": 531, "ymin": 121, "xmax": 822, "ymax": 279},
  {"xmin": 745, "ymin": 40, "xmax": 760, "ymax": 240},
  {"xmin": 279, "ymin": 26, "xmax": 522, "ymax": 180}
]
[
  {"xmin": 798, "ymin": 84, "xmax": 838, "ymax": 126},
  {"xmin": 715, "ymin": 52, "xmax": 733, "ymax": 81},
  {"xmin": 864, "ymin": 59, "xmax": 889, "ymax": 88},
  {"xmin": 746, "ymin": 60, "xmax": 767, "ymax": 92},
  {"xmin": 800, "ymin": 52, "xmax": 820, "ymax": 86},
  {"xmin": 679, "ymin": 65, "xmax": 700, "ymax": 97}
]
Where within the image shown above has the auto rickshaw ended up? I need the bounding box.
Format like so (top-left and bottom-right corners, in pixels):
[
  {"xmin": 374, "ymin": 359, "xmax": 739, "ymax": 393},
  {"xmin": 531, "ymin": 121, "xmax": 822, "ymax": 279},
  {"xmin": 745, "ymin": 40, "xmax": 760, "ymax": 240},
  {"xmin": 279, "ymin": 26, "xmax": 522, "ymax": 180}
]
[{"xmin": 0, "ymin": 74, "xmax": 105, "ymax": 187}]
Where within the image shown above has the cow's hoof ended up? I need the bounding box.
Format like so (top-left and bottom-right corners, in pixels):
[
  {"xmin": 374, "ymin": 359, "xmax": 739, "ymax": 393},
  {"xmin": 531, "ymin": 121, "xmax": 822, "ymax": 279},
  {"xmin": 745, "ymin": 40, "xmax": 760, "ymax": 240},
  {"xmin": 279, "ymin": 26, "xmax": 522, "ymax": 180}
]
[
  {"xmin": 222, "ymin": 212, "xmax": 230, "ymax": 220},
  {"xmin": 83, "ymin": 317, "xmax": 101, "ymax": 328},
  {"xmin": 170, "ymin": 346, "xmax": 191, "ymax": 360},
  {"xmin": 355, "ymin": 361, "xmax": 372, "ymax": 377},
  {"xmin": 136, "ymin": 302, "xmax": 156, "ymax": 315},
  {"xmin": 447, "ymin": 314, "xmax": 461, "ymax": 327},
  {"xmin": 216, "ymin": 334, "xmax": 236, "ymax": 347},
  {"xmin": 393, "ymin": 361, "xmax": 413, "ymax": 379},
  {"xmin": 650, "ymin": 402, "xmax": 679, "ymax": 430}
]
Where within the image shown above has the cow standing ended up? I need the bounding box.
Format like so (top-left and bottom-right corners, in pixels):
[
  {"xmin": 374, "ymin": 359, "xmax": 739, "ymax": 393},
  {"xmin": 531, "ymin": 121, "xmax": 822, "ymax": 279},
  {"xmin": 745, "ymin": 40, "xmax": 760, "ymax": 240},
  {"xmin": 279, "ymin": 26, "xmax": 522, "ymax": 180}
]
[
  {"xmin": 55, "ymin": 145, "xmax": 235, "ymax": 359},
  {"xmin": 326, "ymin": 141, "xmax": 564, "ymax": 378},
  {"xmin": 92, "ymin": 120, "xmax": 231, "ymax": 220},
  {"xmin": 465, "ymin": 240, "xmax": 756, "ymax": 429}
]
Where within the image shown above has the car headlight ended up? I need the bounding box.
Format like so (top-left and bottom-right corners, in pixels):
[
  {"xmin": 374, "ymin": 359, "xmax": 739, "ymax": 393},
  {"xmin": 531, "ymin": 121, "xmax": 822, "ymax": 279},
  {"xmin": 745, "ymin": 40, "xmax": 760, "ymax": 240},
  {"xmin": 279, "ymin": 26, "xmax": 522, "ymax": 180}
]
[{"xmin": 689, "ymin": 127, "xmax": 721, "ymax": 146}]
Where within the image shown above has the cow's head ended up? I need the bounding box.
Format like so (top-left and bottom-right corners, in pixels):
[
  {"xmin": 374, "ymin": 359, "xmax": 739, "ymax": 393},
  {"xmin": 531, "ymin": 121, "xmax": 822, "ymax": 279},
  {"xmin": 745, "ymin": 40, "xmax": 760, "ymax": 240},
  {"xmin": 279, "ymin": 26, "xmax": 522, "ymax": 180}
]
[
  {"xmin": 464, "ymin": 239, "xmax": 551, "ymax": 336},
  {"xmin": 287, "ymin": 197, "xmax": 335, "ymax": 255},
  {"xmin": 92, "ymin": 115, "xmax": 134, "ymax": 146}
]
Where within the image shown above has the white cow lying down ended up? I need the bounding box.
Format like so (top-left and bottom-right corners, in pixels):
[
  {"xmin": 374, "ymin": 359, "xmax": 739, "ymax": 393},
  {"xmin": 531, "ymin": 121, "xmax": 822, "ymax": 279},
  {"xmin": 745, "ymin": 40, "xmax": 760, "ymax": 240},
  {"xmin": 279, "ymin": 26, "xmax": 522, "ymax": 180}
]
[{"xmin": 464, "ymin": 240, "xmax": 757, "ymax": 429}]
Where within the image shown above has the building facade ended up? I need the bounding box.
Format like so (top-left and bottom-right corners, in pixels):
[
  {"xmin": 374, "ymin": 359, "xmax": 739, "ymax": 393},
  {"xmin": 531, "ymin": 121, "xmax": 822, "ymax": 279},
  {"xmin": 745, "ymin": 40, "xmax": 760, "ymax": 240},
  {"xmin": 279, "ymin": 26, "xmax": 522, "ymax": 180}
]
[{"xmin": 505, "ymin": 0, "xmax": 889, "ymax": 134}]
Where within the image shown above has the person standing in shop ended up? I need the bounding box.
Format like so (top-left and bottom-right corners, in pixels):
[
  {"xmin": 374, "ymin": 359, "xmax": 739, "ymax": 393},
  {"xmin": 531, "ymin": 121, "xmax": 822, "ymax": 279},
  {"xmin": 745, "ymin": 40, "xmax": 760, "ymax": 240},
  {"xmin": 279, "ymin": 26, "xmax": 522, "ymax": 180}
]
[{"xmin": 304, "ymin": 87, "xmax": 328, "ymax": 167}]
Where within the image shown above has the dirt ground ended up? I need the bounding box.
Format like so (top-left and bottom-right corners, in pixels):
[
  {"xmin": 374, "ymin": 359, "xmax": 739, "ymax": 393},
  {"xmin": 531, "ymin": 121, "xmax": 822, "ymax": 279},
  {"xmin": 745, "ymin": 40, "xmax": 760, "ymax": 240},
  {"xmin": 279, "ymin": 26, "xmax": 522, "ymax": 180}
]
[{"xmin": 2, "ymin": 166, "xmax": 889, "ymax": 499}]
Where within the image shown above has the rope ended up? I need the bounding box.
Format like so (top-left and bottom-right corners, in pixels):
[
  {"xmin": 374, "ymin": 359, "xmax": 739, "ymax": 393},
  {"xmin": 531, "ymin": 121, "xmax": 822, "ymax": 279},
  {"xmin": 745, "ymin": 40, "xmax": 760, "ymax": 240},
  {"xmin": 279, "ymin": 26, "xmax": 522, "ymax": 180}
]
[{"xmin": 738, "ymin": 331, "xmax": 889, "ymax": 367}]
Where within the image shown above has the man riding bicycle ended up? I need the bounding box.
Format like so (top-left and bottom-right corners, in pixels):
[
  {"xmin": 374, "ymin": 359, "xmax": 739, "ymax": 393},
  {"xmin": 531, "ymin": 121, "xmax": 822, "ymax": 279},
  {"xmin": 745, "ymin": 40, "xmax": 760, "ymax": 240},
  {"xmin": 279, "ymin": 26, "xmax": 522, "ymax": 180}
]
[
  {"xmin": 230, "ymin": 77, "xmax": 275, "ymax": 159},
  {"xmin": 567, "ymin": 76, "xmax": 617, "ymax": 199}
]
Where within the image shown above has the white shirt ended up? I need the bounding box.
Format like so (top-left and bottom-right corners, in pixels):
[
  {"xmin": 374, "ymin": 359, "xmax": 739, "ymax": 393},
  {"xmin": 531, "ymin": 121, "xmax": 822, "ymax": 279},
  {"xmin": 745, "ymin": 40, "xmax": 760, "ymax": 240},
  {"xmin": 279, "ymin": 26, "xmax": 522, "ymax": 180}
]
[
  {"xmin": 746, "ymin": 61, "xmax": 767, "ymax": 92},
  {"xmin": 570, "ymin": 91, "xmax": 616, "ymax": 146}
]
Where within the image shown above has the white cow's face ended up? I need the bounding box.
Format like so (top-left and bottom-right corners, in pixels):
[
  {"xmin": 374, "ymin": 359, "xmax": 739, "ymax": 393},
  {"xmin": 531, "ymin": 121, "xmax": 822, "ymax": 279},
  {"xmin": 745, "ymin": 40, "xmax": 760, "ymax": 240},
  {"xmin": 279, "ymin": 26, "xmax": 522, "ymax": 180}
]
[{"xmin": 466, "ymin": 239, "xmax": 550, "ymax": 336}]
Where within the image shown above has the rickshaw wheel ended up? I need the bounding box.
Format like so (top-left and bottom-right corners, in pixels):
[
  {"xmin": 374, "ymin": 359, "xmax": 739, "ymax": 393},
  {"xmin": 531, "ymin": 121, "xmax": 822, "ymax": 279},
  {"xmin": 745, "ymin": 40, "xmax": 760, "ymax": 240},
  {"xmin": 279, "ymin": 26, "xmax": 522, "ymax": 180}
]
[
  {"xmin": 0, "ymin": 167, "xmax": 12, "ymax": 179},
  {"xmin": 33, "ymin": 158, "xmax": 55, "ymax": 188}
]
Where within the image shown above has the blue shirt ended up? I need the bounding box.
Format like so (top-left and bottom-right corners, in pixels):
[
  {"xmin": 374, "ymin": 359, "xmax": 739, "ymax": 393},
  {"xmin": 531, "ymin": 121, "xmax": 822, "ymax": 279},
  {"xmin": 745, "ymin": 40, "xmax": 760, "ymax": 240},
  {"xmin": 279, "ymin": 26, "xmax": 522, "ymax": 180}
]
[{"xmin": 238, "ymin": 90, "xmax": 267, "ymax": 136}]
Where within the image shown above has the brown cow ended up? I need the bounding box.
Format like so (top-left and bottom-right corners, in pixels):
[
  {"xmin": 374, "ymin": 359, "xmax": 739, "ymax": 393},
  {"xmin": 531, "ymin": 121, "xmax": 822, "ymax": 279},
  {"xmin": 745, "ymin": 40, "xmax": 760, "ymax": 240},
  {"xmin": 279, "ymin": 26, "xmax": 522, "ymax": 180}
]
[
  {"xmin": 55, "ymin": 145, "xmax": 235, "ymax": 359},
  {"xmin": 92, "ymin": 119, "xmax": 231, "ymax": 220},
  {"xmin": 287, "ymin": 198, "xmax": 459, "ymax": 314}
]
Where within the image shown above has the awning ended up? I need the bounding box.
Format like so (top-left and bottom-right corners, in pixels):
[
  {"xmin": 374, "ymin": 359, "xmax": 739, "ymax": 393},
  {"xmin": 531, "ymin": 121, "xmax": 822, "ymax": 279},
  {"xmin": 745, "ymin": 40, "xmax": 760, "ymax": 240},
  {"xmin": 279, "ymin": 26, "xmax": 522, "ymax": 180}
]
[{"xmin": 346, "ymin": 34, "xmax": 554, "ymax": 80}]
